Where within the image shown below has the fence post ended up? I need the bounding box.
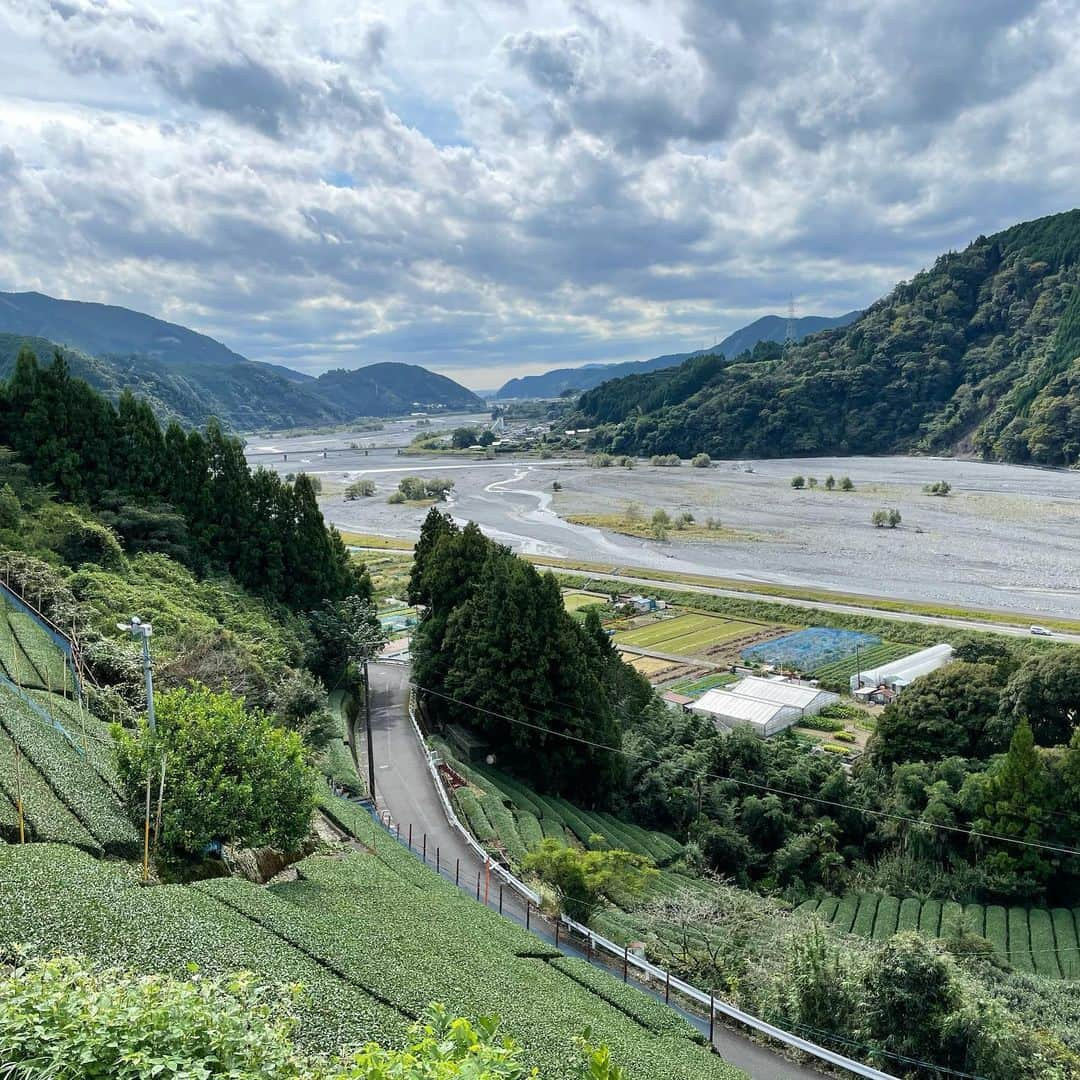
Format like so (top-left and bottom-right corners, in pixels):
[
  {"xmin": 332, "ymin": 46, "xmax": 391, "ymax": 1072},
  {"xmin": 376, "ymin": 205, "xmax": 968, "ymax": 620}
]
[
  {"xmin": 455, "ymin": 858, "xmax": 460, "ymax": 886},
  {"xmin": 476, "ymin": 871, "xmax": 481, "ymax": 900},
  {"xmin": 436, "ymin": 846, "xmax": 440, "ymax": 874},
  {"xmin": 396, "ymin": 822, "xmax": 400, "ymax": 840},
  {"xmin": 526, "ymin": 901, "xmax": 531, "ymax": 929},
  {"xmin": 408, "ymin": 824, "xmax": 412, "ymax": 850},
  {"xmin": 586, "ymin": 933, "xmax": 591, "ymax": 961},
  {"xmin": 555, "ymin": 920, "xmax": 560, "ymax": 948},
  {"xmin": 499, "ymin": 886, "xmax": 504, "ymax": 914},
  {"xmin": 623, "ymin": 945, "xmax": 628, "ymax": 982},
  {"xmin": 665, "ymin": 969, "xmax": 670, "ymax": 1004},
  {"xmin": 709, "ymin": 989, "xmax": 715, "ymax": 1044},
  {"xmin": 422, "ymin": 833, "xmax": 427, "ymax": 861}
]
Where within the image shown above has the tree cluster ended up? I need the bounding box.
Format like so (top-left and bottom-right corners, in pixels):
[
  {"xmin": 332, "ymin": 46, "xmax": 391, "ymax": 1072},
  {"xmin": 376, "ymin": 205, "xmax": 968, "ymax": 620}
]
[
  {"xmin": 0, "ymin": 349, "xmax": 364, "ymax": 611},
  {"xmin": 409, "ymin": 509, "xmax": 651, "ymax": 804},
  {"xmin": 574, "ymin": 209, "xmax": 1080, "ymax": 467}
]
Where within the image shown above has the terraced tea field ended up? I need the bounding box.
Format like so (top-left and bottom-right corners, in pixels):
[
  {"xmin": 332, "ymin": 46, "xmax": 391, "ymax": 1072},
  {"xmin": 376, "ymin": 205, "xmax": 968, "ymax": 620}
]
[
  {"xmin": 0, "ymin": 838, "xmax": 743, "ymax": 1080},
  {"xmin": 796, "ymin": 893, "xmax": 1080, "ymax": 980},
  {"xmin": 614, "ymin": 613, "xmax": 768, "ymax": 657}
]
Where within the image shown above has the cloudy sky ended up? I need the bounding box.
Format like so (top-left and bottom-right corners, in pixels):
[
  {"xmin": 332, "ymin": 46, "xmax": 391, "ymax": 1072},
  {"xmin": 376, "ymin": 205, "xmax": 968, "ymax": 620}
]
[{"xmin": 0, "ymin": 1, "xmax": 1077, "ymax": 389}]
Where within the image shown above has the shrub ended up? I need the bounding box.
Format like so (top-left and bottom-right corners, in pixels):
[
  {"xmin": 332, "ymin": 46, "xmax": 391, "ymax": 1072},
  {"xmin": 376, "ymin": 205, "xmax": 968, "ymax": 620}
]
[
  {"xmin": 113, "ymin": 685, "xmax": 318, "ymax": 858},
  {"xmin": 0, "ymin": 955, "xmax": 541, "ymax": 1080},
  {"xmin": 387, "ymin": 491, "xmax": 406, "ymax": 504},
  {"xmin": 588, "ymin": 453, "xmax": 614, "ymax": 468},
  {"xmin": 345, "ymin": 479, "xmax": 376, "ymax": 499},
  {"xmin": 824, "ymin": 475, "xmax": 835, "ymax": 490},
  {"xmin": 791, "ymin": 475, "xmax": 805, "ymax": 488},
  {"xmin": 923, "ymin": 481, "xmax": 952, "ymax": 496},
  {"xmin": 691, "ymin": 453, "xmax": 711, "ymax": 468},
  {"xmin": 872, "ymin": 509, "xmax": 901, "ymax": 528},
  {"xmin": 832, "ymin": 731, "xmax": 856, "ymax": 743},
  {"xmin": 821, "ymin": 743, "xmax": 849, "ymax": 754},
  {"xmin": 840, "ymin": 476, "xmax": 854, "ymax": 491},
  {"xmin": 649, "ymin": 454, "xmax": 681, "ymax": 467}
]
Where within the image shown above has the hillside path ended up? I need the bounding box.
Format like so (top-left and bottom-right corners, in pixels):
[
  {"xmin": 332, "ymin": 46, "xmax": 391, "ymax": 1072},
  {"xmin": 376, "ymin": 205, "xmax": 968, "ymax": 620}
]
[{"xmin": 357, "ymin": 660, "xmax": 833, "ymax": 1080}]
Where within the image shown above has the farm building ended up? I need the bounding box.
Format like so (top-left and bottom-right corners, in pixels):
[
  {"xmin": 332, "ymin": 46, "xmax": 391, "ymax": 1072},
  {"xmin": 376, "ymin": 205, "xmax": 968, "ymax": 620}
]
[
  {"xmin": 691, "ymin": 677, "xmax": 839, "ymax": 738},
  {"xmin": 661, "ymin": 690, "xmax": 694, "ymax": 712},
  {"xmin": 849, "ymin": 644, "xmax": 954, "ymax": 693},
  {"xmin": 729, "ymin": 676, "xmax": 839, "ymax": 716}
]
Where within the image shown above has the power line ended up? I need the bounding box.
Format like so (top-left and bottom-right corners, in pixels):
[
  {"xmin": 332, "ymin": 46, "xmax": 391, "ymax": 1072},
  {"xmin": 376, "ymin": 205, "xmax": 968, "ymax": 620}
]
[{"xmin": 412, "ymin": 683, "xmax": 1080, "ymax": 858}]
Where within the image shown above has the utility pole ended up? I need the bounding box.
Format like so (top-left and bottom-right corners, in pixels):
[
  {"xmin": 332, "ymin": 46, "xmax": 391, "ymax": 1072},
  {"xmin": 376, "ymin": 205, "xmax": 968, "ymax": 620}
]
[
  {"xmin": 118, "ymin": 616, "xmax": 155, "ymax": 733},
  {"xmin": 363, "ymin": 657, "xmax": 376, "ymax": 804}
]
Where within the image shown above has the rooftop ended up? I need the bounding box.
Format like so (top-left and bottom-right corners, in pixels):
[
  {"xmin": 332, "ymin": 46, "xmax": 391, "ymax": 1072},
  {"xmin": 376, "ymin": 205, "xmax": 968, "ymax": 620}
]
[{"xmin": 728, "ymin": 676, "xmax": 833, "ymax": 709}]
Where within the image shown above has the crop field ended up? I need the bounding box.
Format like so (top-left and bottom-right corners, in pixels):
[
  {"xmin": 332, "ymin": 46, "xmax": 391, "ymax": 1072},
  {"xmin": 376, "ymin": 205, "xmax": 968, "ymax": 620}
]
[
  {"xmin": 795, "ymin": 893, "xmax": 1080, "ymax": 980},
  {"xmin": 666, "ymin": 672, "xmax": 739, "ymax": 695},
  {"xmin": 742, "ymin": 627, "xmax": 880, "ymax": 672},
  {"xmin": 0, "ymin": 839, "xmax": 743, "ymax": 1079},
  {"xmin": 625, "ymin": 654, "xmax": 677, "ymax": 676},
  {"xmin": 562, "ymin": 589, "xmax": 609, "ymax": 612},
  {"xmin": 614, "ymin": 613, "xmax": 764, "ymax": 656},
  {"xmin": 810, "ymin": 642, "xmax": 920, "ymax": 685}
]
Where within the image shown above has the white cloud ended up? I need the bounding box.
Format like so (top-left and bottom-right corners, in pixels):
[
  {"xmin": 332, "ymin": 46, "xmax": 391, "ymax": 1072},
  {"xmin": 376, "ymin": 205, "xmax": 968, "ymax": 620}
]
[{"xmin": 0, "ymin": 0, "xmax": 1077, "ymax": 389}]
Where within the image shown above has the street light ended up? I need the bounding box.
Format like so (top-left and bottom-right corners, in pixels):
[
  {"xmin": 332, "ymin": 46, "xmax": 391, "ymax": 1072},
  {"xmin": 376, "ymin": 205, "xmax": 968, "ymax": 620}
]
[{"xmin": 118, "ymin": 616, "xmax": 155, "ymax": 733}]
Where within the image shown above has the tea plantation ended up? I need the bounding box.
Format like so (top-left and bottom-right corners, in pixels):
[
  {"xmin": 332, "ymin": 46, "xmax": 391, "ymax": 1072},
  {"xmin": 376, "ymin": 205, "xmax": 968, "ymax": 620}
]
[
  {"xmin": 795, "ymin": 893, "xmax": 1080, "ymax": 980},
  {"xmin": 0, "ymin": 841, "xmax": 745, "ymax": 1080}
]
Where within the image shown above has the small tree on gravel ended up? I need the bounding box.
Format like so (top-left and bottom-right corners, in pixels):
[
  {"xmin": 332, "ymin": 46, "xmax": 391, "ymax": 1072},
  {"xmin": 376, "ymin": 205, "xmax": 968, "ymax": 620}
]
[
  {"xmin": 692, "ymin": 453, "xmax": 711, "ymax": 468},
  {"xmin": 791, "ymin": 475, "xmax": 805, "ymax": 489}
]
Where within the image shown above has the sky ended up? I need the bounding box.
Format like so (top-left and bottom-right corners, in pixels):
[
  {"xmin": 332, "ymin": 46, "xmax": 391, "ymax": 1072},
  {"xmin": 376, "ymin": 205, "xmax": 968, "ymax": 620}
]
[{"xmin": 0, "ymin": 2, "xmax": 1078, "ymax": 390}]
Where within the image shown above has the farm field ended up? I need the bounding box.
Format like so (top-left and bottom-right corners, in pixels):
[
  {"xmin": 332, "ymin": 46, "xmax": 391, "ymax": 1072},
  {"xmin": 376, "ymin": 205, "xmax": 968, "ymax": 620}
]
[
  {"xmin": 810, "ymin": 641, "xmax": 920, "ymax": 685},
  {"xmin": 796, "ymin": 893, "xmax": 1080, "ymax": 980},
  {"xmin": 665, "ymin": 671, "xmax": 739, "ymax": 695},
  {"xmin": 562, "ymin": 589, "xmax": 609, "ymax": 612},
  {"xmin": 613, "ymin": 612, "xmax": 767, "ymax": 656}
]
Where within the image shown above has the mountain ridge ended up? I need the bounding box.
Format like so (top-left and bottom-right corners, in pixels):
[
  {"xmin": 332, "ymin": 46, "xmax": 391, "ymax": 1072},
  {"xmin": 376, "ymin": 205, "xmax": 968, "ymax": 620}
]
[
  {"xmin": 0, "ymin": 291, "xmax": 483, "ymax": 430},
  {"xmin": 575, "ymin": 208, "xmax": 1080, "ymax": 468},
  {"xmin": 494, "ymin": 311, "xmax": 861, "ymax": 399}
]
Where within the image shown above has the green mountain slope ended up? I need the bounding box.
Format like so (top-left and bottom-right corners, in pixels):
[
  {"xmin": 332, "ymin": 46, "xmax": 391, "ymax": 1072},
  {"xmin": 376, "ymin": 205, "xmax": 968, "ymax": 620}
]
[
  {"xmin": 576, "ymin": 208, "xmax": 1080, "ymax": 466},
  {"xmin": 315, "ymin": 362, "xmax": 484, "ymax": 414},
  {"xmin": 0, "ymin": 292, "xmax": 484, "ymax": 430},
  {"xmin": 495, "ymin": 311, "xmax": 860, "ymax": 399}
]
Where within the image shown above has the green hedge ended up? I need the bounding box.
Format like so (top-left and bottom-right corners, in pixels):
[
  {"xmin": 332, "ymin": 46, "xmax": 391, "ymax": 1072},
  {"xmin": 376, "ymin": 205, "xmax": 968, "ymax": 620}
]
[
  {"xmin": 515, "ymin": 810, "xmax": 544, "ymax": 850},
  {"xmin": 833, "ymin": 895, "xmax": 859, "ymax": 933},
  {"xmin": 202, "ymin": 856, "xmax": 744, "ymax": 1080},
  {"xmin": 898, "ymin": 898, "xmax": 921, "ymax": 933},
  {"xmin": 1008, "ymin": 907, "xmax": 1035, "ymax": 974},
  {"xmin": 0, "ymin": 723, "xmax": 100, "ymax": 851},
  {"xmin": 1029, "ymin": 909, "xmax": 1061, "ymax": 979},
  {"xmin": 919, "ymin": 899, "xmax": 942, "ymax": 937},
  {"xmin": 872, "ymin": 896, "xmax": 900, "ymax": 940},
  {"xmin": 963, "ymin": 902, "xmax": 986, "ymax": 938},
  {"xmin": 540, "ymin": 816, "xmax": 567, "ymax": 842},
  {"xmin": 851, "ymin": 894, "xmax": 879, "ymax": 937},
  {"xmin": 0, "ymin": 844, "xmax": 408, "ymax": 1052},
  {"xmin": 0, "ymin": 694, "xmax": 138, "ymax": 855},
  {"xmin": 479, "ymin": 790, "xmax": 528, "ymax": 866},
  {"xmin": 984, "ymin": 906, "xmax": 1009, "ymax": 959},
  {"xmin": 940, "ymin": 901, "xmax": 964, "ymax": 940},
  {"xmin": 454, "ymin": 788, "xmax": 496, "ymax": 846},
  {"xmin": 1053, "ymin": 910, "xmax": 1079, "ymax": 979},
  {"xmin": 548, "ymin": 956, "xmax": 705, "ymax": 1044}
]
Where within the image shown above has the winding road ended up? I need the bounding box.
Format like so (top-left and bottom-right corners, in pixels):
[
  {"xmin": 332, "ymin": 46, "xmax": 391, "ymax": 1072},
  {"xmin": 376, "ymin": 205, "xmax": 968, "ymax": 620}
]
[{"xmin": 356, "ymin": 661, "xmax": 839, "ymax": 1080}]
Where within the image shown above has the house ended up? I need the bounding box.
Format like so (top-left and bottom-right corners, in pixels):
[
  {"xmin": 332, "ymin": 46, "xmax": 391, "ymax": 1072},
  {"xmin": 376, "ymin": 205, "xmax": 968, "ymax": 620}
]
[
  {"xmin": 850, "ymin": 644, "xmax": 954, "ymax": 693},
  {"xmin": 661, "ymin": 691, "xmax": 694, "ymax": 713}
]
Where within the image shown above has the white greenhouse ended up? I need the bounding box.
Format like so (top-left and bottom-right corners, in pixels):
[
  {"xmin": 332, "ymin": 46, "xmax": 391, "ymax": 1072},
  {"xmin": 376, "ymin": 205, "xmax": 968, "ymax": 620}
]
[{"xmin": 849, "ymin": 643, "xmax": 954, "ymax": 693}]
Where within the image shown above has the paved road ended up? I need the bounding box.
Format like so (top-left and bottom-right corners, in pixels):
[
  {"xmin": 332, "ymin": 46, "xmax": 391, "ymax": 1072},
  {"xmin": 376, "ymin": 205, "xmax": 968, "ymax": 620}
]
[
  {"xmin": 572, "ymin": 568, "xmax": 1080, "ymax": 645},
  {"xmin": 357, "ymin": 661, "xmax": 833, "ymax": 1080}
]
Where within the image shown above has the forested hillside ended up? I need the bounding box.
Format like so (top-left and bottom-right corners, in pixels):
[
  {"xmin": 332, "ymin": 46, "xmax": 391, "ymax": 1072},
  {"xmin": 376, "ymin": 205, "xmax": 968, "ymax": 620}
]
[
  {"xmin": 576, "ymin": 209, "xmax": 1080, "ymax": 466},
  {"xmin": 495, "ymin": 311, "xmax": 859, "ymax": 400},
  {"xmin": 0, "ymin": 292, "xmax": 484, "ymax": 430}
]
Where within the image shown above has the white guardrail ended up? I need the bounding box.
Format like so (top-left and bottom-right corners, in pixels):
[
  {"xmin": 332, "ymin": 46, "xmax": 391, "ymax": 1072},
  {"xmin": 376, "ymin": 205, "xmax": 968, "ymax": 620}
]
[{"xmin": 406, "ymin": 696, "xmax": 898, "ymax": 1080}]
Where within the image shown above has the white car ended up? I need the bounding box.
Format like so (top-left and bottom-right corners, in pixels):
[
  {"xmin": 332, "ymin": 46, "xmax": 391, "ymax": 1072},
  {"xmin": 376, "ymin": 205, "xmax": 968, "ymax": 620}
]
[{"xmin": 1030, "ymin": 625, "xmax": 1052, "ymax": 636}]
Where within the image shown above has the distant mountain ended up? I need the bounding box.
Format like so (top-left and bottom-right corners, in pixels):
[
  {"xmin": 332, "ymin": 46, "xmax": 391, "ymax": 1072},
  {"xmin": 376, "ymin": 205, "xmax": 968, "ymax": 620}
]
[
  {"xmin": 576, "ymin": 208, "xmax": 1080, "ymax": 467},
  {"xmin": 0, "ymin": 291, "xmax": 482, "ymax": 430},
  {"xmin": 314, "ymin": 363, "xmax": 484, "ymax": 415},
  {"xmin": 494, "ymin": 311, "xmax": 861, "ymax": 399}
]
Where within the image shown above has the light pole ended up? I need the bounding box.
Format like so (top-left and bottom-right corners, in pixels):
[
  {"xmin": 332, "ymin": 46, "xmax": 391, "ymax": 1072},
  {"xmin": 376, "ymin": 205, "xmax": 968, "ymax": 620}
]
[
  {"xmin": 119, "ymin": 616, "xmax": 156, "ymax": 883},
  {"xmin": 118, "ymin": 616, "xmax": 155, "ymax": 733}
]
